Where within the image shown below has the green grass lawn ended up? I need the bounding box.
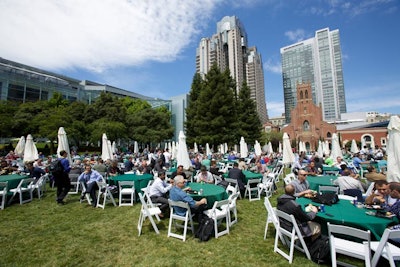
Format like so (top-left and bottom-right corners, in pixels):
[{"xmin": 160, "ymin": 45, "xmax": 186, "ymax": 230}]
[{"xmin": 0, "ymin": 179, "xmax": 364, "ymax": 267}]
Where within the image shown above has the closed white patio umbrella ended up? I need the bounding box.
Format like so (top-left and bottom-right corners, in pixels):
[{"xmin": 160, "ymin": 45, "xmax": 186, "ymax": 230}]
[
  {"xmin": 386, "ymin": 116, "xmax": 400, "ymax": 182},
  {"xmin": 206, "ymin": 143, "xmax": 211, "ymax": 157},
  {"xmin": 101, "ymin": 133, "xmax": 113, "ymax": 161},
  {"xmin": 282, "ymin": 133, "xmax": 295, "ymax": 165},
  {"xmin": 317, "ymin": 140, "xmax": 324, "ymax": 158},
  {"xmin": 176, "ymin": 131, "xmax": 192, "ymax": 170},
  {"xmin": 57, "ymin": 127, "xmax": 72, "ymax": 164},
  {"xmin": 14, "ymin": 136, "xmax": 25, "ymax": 157},
  {"xmin": 330, "ymin": 133, "xmax": 343, "ymax": 161},
  {"xmin": 254, "ymin": 140, "xmax": 262, "ymax": 156},
  {"xmin": 194, "ymin": 142, "xmax": 198, "ymax": 154},
  {"xmin": 23, "ymin": 134, "xmax": 38, "ymax": 162},
  {"xmin": 268, "ymin": 142, "xmax": 274, "ymax": 155},
  {"xmin": 240, "ymin": 137, "xmax": 248, "ymax": 158},
  {"xmin": 350, "ymin": 139, "xmax": 359, "ymax": 154}
]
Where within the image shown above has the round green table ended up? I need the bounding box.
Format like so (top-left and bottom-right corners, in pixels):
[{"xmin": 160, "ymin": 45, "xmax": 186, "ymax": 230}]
[
  {"xmin": 306, "ymin": 175, "xmax": 338, "ymax": 191},
  {"xmin": 0, "ymin": 174, "xmax": 29, "ymax": 196},
  {"xmin": 297, "ymin": 197, "xmax": 398, "ymax": 240},
  {"xmin": 223, "ymin": 170, "xmax": 262, "ymax": 183},
  {"xmin": 187, "ymin": 183, "xmax": 228, "ymax": 209},
  {"xmin": 108, "ymin": 173, "xmax": 153, "ymax": 194}
]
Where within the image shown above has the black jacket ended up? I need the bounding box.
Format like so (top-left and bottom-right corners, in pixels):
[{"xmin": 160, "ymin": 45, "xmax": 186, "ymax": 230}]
[{"xmin": 277, "ymin": 194, "xmax": 316, "ymax": 237}]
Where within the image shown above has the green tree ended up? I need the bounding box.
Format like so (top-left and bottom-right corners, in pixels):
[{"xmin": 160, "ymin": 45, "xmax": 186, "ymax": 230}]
[
  {"xmin": 236, "ymin": 81, "xmax": 262, "ymax": 144},
  {"xmin": 84, "ymin": 92, "xmax": 127, "ymax": 124},
  {"xmin": 185, "ymin": 73, "xmax": 203, "ymax": 144},
  {"xmin": 13, "ymin": 101, "xmax": 47, "ymax": 136},
  {"xmin": 0, "ymin": 101, "xmax": 18, "ymax": 137},
  {"xmin": 88, "ymin": 118, "xmax": 127, "ymax": 144}
]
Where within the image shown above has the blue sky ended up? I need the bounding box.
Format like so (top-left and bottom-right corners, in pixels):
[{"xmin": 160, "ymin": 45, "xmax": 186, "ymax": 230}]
[{"xmin": 1, "ymin": 0, "xmax": 399, "ymax": 118}]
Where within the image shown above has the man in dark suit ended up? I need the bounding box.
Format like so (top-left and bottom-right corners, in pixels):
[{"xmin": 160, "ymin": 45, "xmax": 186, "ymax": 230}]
[{"xmin": 228, "ymin": 162, "xmax": 246, "ymax": 197}]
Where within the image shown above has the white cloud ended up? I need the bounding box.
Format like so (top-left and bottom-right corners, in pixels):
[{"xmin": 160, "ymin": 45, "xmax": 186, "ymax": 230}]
[
  {"xmin": 263, "ymin": 59, "xmax": 281, "ymax": 74},
  {"xmin": 284, "ymin": 29, "xmax": 306, "ymax": 42},
  {"xmin": 0, "ymin": 0, "xmax": 219, "ymax": 72},
  {"xmin": 266, "ymin": 101, "xmax": 285, "ymax": 118}
]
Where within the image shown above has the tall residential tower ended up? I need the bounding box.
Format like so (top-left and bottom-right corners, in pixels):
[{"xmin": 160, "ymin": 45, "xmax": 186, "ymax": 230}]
[
  {"xmin": 281, "ymin": 28, "xmax": 346, "ymax": 123},
  {"xmin": 196, "ymin": 16, "xmax": 268, "ymax": 123}
]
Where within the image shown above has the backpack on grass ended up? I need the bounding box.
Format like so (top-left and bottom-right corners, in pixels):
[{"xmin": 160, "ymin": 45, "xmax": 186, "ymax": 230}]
[
  {"xmin": 308, "ymin": 235, "xmax": 331, "ymax": 264},
  {"xmin": 195, "ymin": 216, "xmax": 215, "ymax": 242}
]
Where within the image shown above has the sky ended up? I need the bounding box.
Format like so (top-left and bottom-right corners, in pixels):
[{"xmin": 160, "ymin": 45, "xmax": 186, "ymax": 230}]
[{"xmin": 0, "ymin": 0, "xmax": 399, "ymax": 118}]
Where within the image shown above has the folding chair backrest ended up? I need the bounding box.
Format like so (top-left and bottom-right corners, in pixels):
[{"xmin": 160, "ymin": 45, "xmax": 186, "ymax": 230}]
[
  {"xmin": 0, "ymin": 181, "xmax": 8, "ymax": 210},
  {"xmin": 371, "ymin": 228, "xmax": 400, "ymax": 267},
  {"xmin": 168, "ymin": 199, "xmax": 192, "ymax": 217},
  {"xmin": 328, "ymin": 223, "xmax": 371, "ymax": 242},
  {"xmin": 319, "ymin": 185, "xmax": 339, "ymax": 194},
  {"xmin": 264, "ymin": 197, "xmax": 279, "ymax": 226}
]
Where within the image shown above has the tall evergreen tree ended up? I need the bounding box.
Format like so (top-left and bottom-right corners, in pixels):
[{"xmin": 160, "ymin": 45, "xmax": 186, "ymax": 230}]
[
  {"xmin": 185, "ymin": 72, "xmax": 203, "ymax": 145},
  {"xmin": 236, "ymin": 81, "xmax": 262, "ymax": 144}
]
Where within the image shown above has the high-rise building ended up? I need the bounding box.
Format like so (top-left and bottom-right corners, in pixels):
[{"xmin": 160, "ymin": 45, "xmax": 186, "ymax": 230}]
[
  {"xmin": 196, "ymin": 16, "xmax": 268, "ymax": 123},
  {"xmin": 281, "ymin": 28, "xmax": 346, "ymax": 123}
]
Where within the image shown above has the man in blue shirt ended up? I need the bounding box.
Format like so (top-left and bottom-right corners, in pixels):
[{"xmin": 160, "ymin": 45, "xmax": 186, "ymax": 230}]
[
  {"xmin": 79, "ymin": 164, "xmax": 103, "ymax": 207},
  {"xmin": 169, "ymin": 175, "xmax": 207, "ymax": 217}
]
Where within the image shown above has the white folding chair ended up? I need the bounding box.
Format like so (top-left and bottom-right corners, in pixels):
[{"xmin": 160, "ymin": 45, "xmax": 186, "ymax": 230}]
[
  {"xmin": 8, "ymin": 178, "xmax": 34, "ymax": 205},
  {"xmin": 138, "ymin": 192, "xmax": 162, "ymax": 236},
  {"xmin": 221, "ymin": 192, "xmax": 240, "ymax": 227},
  {"xmin": 118, "ymin": 181, "xmax": 135, "ymax": 206},
  {"xmin": 363, "ymin": 182, "xmax": 375, "ymax": 198},
  {"xmin": 371, "ymin": 228, "xmax": 400, "ymax": 267},
  {"xmin": 0, "ymin": 181, "xmax": 8, "ymax": 210},
  {"xmin": 68, "ymin": 173, "xmax": 80, "ymax": 194},
  {"xmin": 203, "ymin": 199, "xmax": 230, "ymax": 238},
  {"xmin": 225, "ymin": 178, "xmax": 241, "ymax": 199},
  {"xmin": 327, "ymin": 222, "xmax": 371, "ymax": 267},
  {"xmin": 29, "ymin": 175, "xmax": 46, "ymax": 199},
  {"xmin": 318, "ymin": 185, "xmax": 339, "ymax": 194},
  {"xmin": 79, "ymin": 181, "xmax": 92, "ymax": 205},
  {"xmin": 96, "ymin": 181, "xmax": 117, "ymax": 209},
  {"xmin": 213, "ymin": 174, "xmax": 223, "ymax": 185},
  {"xmin": 274, "ymin": 209, "xmax": 311, "ymax": 264},
  {"xmin": 283, "ymin": 173, "xmax": 296, "ymax": 186},
  {"xmin": 272, "ymin": 164, "xmax": 284, "ymax": 183},
  {"xmin": 258, "ymin": 174, "xmax": 275, "ymax": 198},
  {"xmin": 264, "ymin": 197, "xmax": 283, "ymax": 241},
  {"xmin": 167, "ymin": 199, "xmax": 195, "ymax": 241},
  {"xmin": 226, "ymin": 184, "xmax": 237, "ymax": 196},
  {"xmin": 244, "ymin": 178, "xmax": 261, "ymax": 201}
]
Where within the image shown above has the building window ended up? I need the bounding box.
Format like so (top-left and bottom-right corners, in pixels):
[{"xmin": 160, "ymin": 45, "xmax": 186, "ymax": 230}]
[
  {"xmin": 300, "ymin": 91, "xmax": 303, "ymax": 99},
  {"xmin": 327, "ymin": 132, "xmax": 332, "ymax": 138},
  {"xmin": 305, "ymin": 90, "xmax": 308, "ymax": 98},
  {"xmin": 303, "ymin": 120, "xmax": 310, "ymax": 131}
]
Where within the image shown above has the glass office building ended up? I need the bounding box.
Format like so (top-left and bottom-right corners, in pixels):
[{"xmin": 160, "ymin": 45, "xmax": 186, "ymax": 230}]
[{"xmin": 281, "ymin": 28, "xmax": 346, "ymax": 123}]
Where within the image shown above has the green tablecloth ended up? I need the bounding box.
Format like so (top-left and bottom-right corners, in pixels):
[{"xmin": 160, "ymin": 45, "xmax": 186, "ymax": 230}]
[
  {"xmin": 0, "ymin": 174, "xmax": 29, "ymax": 195},
  {"xmin": 306, "ymin": 175, "xmax": 338, "ymax": 191},
  {"xmin": 188, "ymin": 183, "xmax": 228, "ymax": 209},
  {"xmin": 108, "ymin": 174, "xmax": 153, "ymax": 193},
  {"xmin": 223, "ymin": 170, "xmax": 262, "ymax": 184},
  {"xmin": 297, "ymin": 197, "xmax": 398, "ymax": 240}
]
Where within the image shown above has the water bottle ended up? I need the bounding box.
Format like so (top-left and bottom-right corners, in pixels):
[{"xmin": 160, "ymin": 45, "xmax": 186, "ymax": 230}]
[
  {"xmin": 352, "ymin": 197, "xmax": 357, "ymax": 206},
  {"xmin": 330, "ymin": 178, "xmax": 333, "ymax": 185},
  {"xmin": 320, "ymin": 204, "xmax": 325, "ymax": 213},
  {"xmin": 199, "ymin": 188, "xmax": 203, "ymax": 195}
]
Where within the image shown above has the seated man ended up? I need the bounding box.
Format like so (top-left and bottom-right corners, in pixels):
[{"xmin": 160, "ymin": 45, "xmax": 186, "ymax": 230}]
[
  {"xmin": 365, "ymin": 180, "xmax": 389, "ymax": 205},
  {"xmin": 25, "ymin": 162, "xmax": 46, "ymax": 184},
  {"xmin": 78, "ymin": 164, "xmax": 104, "ymax": 207},
  {"xmin": 227, "ymin": 162, "xmax": 246, "ymax": 197},
  {"xmin": 92, "ymin": 158, "xmax": 107, "ymax": 173},
  {"xmin": 386, "ymin": 182, "xmax": 400, "ymax": 219},
  {"xmin": 290, "ymin": 169, "xmax": 314, "ymax": 198},
  {"xmin": 196, "ymin": 165, "xmax": 214, "ymax": 184},
  {"xmin": 333, "ymin": 156, "xmax": 347, "ymax": 169},
  {"xmin": 277, "ymin": 184, "xmax": 321, "ymax": 242},
  {"xmin": 171, "ymin": 165, "xmax": 187, "ymax": 180},
  {"xmin": 169, "ymin": 175, "xmax": 207, "ymax": 217},
  {"xmin": 304, "ymin": 161, "xmax": 321, "ymax": 176},
  {"xmin": 107, "ymin": 160, "xmax": 123, "ymax": 177},
  {"xmin": 333, "ymin": 168, "xmax": 365, "ymax": 193},
  {"xmin": 364, "ymin": 166, "xmax": 386, "ymax": 183},
  {"xmin": 149, "ymin": 171, "xmax": 172, "ymax": 216}
]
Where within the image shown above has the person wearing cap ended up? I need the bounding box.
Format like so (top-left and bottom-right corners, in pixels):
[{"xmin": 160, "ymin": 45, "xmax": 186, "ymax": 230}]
[
  {"xmin": 169, "ymin": 175, "xmax": 207, "ymax": 216},
  {"xmin": 149, "ymin": 171, "xmax": 172, "ymax": 215}
]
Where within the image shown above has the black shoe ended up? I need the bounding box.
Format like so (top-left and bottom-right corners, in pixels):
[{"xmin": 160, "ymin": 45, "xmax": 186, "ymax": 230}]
[
  {"xmin": 80, "ymin": 194, "xmax": 85, "ymax": 201},
  {"xmin": 57, "ymin": 200, "xmax": 65, "ymax": 205}
]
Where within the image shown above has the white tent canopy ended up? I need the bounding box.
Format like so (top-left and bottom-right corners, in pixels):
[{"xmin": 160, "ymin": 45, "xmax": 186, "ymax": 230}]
[
  {"xmin": 176, "ymin": 131, "xmax": 192, "ymax": 170},
  {"xmin": 23, "ymin": 134, "xmax": 38, "ymax": 162},
  {"xmin": 386, "ymin": 116, "xmax": 400, "ymax": 182},
  {"xmin": 57, "ymin": 127, "xmax": 72, "ymax": 164}
]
